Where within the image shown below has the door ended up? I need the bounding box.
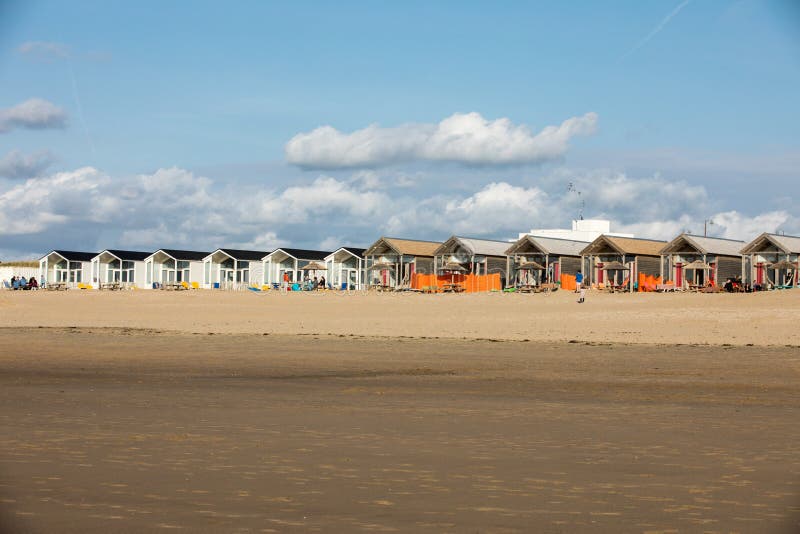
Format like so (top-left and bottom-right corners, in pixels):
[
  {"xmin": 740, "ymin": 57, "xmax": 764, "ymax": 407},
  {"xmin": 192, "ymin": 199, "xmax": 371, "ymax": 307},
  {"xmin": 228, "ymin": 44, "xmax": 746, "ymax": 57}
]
[{"xmin": 675, "ymin": 263, "xmax": 683, "ymax": 287}]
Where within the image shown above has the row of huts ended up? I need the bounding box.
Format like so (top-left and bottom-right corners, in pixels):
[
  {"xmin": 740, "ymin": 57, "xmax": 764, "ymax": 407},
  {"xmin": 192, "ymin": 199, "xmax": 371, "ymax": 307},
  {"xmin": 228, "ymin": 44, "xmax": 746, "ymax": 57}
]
[{"xmin": 37, "ymin": 231, "xmax": 800, "ymax": 291}]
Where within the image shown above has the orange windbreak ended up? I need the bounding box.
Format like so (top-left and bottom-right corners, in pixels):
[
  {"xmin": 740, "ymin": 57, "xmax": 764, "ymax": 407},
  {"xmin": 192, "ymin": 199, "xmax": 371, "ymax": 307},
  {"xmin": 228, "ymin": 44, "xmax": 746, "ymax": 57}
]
[
  {"xmin": 411, "ymin": 273, "xmax": 502, "ymax": 292},
  {"xmin": 637, "ymin": 273, "xmax": 663, "ymax": 292},
  {"xmin": 561, "ymin": 274, "xmax": 576, "ymax": 291}
]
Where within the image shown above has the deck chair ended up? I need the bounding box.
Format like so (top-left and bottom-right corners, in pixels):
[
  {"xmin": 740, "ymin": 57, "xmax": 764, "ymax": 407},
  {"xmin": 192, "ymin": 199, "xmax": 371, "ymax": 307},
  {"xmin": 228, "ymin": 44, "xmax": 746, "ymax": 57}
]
[
  {"xmin": 247, "ymin": 286, "xmax": 261, "ymax": 292},
  {"xmin": 190, "ymin": 281, "xmax": 199, "ymax": 289},
  {"xmin": 2, "ymin": 280, "xmax": 10, "ymax": 290},
  {"xmin": 261, "ymin": 285, "xmax": 270, "ymax": 291},
  {"xmin": 181, "ymin": 281, "xmax": 190, "ymax": 290}
]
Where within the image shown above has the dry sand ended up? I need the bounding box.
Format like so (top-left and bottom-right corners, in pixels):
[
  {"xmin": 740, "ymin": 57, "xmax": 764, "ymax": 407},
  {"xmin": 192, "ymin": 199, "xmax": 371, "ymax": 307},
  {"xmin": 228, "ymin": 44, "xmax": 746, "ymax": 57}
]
[{"xmin": 1, "ymin": 288, "xmax": 799, "ymax": 345}]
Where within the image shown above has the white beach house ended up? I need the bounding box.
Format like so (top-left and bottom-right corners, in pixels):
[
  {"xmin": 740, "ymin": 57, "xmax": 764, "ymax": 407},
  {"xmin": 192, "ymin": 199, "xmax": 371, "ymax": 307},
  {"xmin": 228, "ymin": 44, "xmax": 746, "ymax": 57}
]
[
  {"xmin": 90, "ymin": 250, "xmax": 151, "ymax": 289},
  {"xmin": 324, "ymin": 247, "xmax": 367, "ymax": 290},
  {"xmin": 38, "ymin": 250, "xmax": 96, "ymax": 288},
  {"xmin": 202, "ymin": 249, "xmax": 269, "ymax": 289},
  {"xmin": 263, "ymin": 248, "xmax": 333, "ymax": 288},
  {"xmin": 144, "ymin": 249, "xmax": 210, "ymax": 288}
]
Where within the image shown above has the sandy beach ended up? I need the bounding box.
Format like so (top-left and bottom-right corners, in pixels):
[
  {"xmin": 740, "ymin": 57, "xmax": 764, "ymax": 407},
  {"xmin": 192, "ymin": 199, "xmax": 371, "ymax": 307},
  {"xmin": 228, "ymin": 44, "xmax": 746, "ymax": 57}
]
[{"xmin": 1, "ymin": 288, "xmax": 799, "ymax": 346}]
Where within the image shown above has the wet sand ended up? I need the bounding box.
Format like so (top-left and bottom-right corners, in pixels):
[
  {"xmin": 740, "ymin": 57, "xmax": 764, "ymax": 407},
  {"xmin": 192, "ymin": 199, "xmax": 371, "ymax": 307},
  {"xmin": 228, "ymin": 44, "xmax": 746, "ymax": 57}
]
[{"xmin": 1, "ymin": 328, "xmax": 799, "ymax": 533}]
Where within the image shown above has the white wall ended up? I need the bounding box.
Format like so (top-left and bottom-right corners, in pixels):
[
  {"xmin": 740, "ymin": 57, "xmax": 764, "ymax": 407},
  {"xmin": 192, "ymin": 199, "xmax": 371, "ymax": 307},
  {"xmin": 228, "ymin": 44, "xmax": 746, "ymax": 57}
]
[{"xmin": 0, "ymin": 266, "xmax": 39, "ymax": 285}]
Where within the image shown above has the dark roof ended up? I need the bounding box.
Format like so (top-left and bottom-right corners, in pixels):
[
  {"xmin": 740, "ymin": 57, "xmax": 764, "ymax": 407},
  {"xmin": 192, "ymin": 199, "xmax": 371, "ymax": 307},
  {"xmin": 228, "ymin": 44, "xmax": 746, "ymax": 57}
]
[
  {"xmin": 52, "ymin": 250, "xmax": 97, "ymax": 262},
  {"xmin": 272, "ymin": 248, "xmax": 333, "ymax": 261},
  {"xmin": 341, "ymin": 247, "xmax": 367, "ymax": 257},
  {"xmin": 157, "ymin": 249, "xmax": 211, "ymax": 261},
  {"xmin": 104, "ymin": 249, "xmax": 151, "ymax": 261},
  {"xmin": 218, "ymin": 249, "xmax": 271, "ymax": 261}
]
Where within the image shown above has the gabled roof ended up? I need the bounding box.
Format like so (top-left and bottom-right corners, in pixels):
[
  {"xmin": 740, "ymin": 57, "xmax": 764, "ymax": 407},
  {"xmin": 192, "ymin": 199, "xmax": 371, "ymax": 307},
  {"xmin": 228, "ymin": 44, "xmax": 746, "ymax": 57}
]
[
  {"xmin": 266, "ymin": 248, "xmax": 332, "ymax": 261},
  {"xmin": 325, "ymin": 247, "xmax": 367, "ymax": 261},
  {"xmin": 434, "ymin": 236, "xmax": 510, "ymax": 257},
  {"xmin": 740, "ymin": 233, "xmax": 800, "ymax": 255},
  {"xmin": 660, "ymin": 234, "xmax": 744, "ymax": 257},
  {"xmin": 213, "ymin": 248, "xmax": 271, "ymax": 261},
  {"xmin": 364, "ymin": 237, "xmax": 442, "ymax": 257},
  {"xmin": 45, "ymin": 250, "xmax": 97, "ymax": 262},
  {"xmin": 96, "ymin": 249, "xmax": 152, "ymax": 262},
  {"xmin": 149, "ymin": 249, "xmax": 211, "ymax": 261},
  {"xmin": 341, "ymin": 247, "xmax": 367, "ymax": 257},
  {"xmin": 505, "ymin": 235, "xmax": 589, "ymax": 257},
  {"xmin": 580, "ymin": 235, "xmax": 666, "ymax": 257}
]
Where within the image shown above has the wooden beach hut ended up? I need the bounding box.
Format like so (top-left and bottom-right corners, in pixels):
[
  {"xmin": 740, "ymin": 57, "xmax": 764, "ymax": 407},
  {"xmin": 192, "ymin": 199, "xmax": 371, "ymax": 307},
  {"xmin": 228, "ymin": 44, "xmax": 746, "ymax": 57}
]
[
  {"xmin": 202, "ymin": 249, "xmax": 269, "ymax": 290},
  {"xmin": 363, "ymin": 237, "xmax": 441, "ymax": 290},
  {"xmin": 39, "ymin": 250, "xmax": 96, "ymax": 288},
  {"xmin": 659, "ymin": 234, "xmax": 744, "ymax": 289},
  {"xmin": 505, "ymin": 235, "xmax": 589, "ymax": 289},
  {"xmin": 580, "ymin": 236, "xmax": 666, "ymax": 291},
  {"xmin": 91, "ymin": 250, "xmax": 151, "ymax": 289},
  {"xmin": 430, "ymin": 236, "xmax": 509, "ymax": 292},
  {"xmin": 263, "ymin": 248, "xmax": 333, "ymax": 288},
  {"xmin": 144, "ymin": 249, "xmax": 210, "ymax": 288},
  {"xmin": 324, "ymin": 247, "xmax": 367, "ymax": 290},
  {"xmin": 740, "ymin": 233, "xmax": 800, "ymax": 288}
]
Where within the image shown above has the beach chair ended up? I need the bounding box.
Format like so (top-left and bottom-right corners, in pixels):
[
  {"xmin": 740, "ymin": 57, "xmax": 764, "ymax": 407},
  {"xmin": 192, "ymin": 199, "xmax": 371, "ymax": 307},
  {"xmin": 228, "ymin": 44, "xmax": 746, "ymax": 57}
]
[
  {"xmin": 181, "ymin": 281, "xmax": 190, "ymax": 290},
  {"xmin": 2, "ymin": 280, "xmax": 10, "ymax": 290},
  {"xmin": 191, "ymin": 281, "xmax": 200, "ymax": 289},
  {"xmin": 247, "ymin": 286, "xmax": 261, "ymax": 292},
  {"xmin": 261, "ymin": 285, "xmax": 270, "ymax": 291}
]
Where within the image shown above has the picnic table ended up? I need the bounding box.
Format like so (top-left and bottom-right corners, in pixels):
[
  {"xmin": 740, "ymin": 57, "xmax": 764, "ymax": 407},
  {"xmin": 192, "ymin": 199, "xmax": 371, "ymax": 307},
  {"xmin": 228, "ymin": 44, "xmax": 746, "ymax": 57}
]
[
  {"xmin": 442, "ymin": 283, "xmax": 464, "ymax": 293},
  {"xmin": 100, "ymin": 282, "xmax": 122, "ymax": 291},
  {"xmin": 656, "ymin": 284, "xmax": 677, "ymax": 292},
  {"xmin": 47, "ymin": 282, "xmax": 67, "ymax": 291}
]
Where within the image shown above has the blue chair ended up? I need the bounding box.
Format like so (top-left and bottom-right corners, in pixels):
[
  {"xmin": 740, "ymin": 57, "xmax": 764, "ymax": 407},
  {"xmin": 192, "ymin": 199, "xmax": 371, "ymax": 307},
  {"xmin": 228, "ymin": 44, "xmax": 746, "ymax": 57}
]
[
  {"xmin": 340, "ymin": 282, "xmax": 348, "ymax": 290},
  {"xmin": 213, "ymin": 282, "xmax": 220, "ymax": 289}
]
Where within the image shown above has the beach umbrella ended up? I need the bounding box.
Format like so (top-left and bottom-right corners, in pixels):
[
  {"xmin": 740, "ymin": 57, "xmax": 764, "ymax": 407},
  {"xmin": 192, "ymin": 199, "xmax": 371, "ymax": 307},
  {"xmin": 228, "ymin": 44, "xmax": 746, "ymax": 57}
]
[
  {"xmin": 300, "ymin": 261, "xmax": 327, "ymax": 271},
  {"xmin": 601, "ymin": 261, "xmax": 629, "ymax": 270},
  {"xmin": 440, "ymin": 262, "xmax": 466, "ymax": 286},
  {"xmin": 683, "ymin": 260, "xmax": 712, "ymax": 270},
  {"xmin": 767, "ymin": 259, "xmax": 797, "ymax": 270},
  {"xmin": 517, "ymin": 260, "xmax": 545, "ymax": 270}
]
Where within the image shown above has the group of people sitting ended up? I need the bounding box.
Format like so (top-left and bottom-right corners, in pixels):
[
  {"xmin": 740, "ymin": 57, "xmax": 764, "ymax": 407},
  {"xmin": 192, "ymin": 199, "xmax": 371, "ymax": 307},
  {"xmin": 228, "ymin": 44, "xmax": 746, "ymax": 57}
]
[
  {"xmin": 4, "ymin": 276, "xmax": 39, "ymax": 290},
  {"xmin": 303, "ymin": 275, "xmax": 326, "ymax": 291},
  {"xmin": 722, "ymin": 277, "xmax": 765, "ymax": 292}
]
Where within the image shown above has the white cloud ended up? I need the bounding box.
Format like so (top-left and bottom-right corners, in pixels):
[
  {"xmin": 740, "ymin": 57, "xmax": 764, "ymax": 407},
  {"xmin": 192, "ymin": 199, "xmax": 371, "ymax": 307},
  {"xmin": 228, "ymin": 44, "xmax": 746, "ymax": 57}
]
[
  {"xmin": 17, "ymin": 41, "xmax": 70, "ymax": 61},
  {"xmin": 0, "ymin": 149, "xmax": 54, "ymax": 179},
  {"xmin": 3, "ymin": 164, "xmax": 797, "ymax": 258},
  {"xmin": 285, "ymin": 111, "xmax": 598, "ymax": 169},
  {"xmin": 0, "ymin": 98, "xmax": 68, "ymax": 133}
]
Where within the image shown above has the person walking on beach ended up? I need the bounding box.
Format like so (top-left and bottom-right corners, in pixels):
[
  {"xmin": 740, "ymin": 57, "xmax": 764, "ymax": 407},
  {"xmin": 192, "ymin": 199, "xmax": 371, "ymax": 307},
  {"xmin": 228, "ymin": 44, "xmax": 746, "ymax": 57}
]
[{"xmin": 576, "ymin": 271, "xmax": 586, "ymax": 303}]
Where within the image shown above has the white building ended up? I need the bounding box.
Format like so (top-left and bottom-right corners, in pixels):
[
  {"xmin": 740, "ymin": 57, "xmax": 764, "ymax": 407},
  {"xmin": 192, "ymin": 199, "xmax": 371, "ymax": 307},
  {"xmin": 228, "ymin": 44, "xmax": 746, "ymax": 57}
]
[
  {"xmin": 91, "ymin": 250, "xmax": 151, "ymax": 288},
  {"xmin": 324, "ymin": 247, "xmax": 367, "ymax": 290},
  {"xmin": 202, "ymin": 249, "xmax": 269, "ymax": 290},
  {"xmin": 521, "ymin": 219, "xmax": 633, "ymax": 242},
  {"xmin": 263, "ymin": 248, "xmax": 332, "ymax": 288},
  {"xmin": 38, "ymin": 250, "xmax": 96, "ymax": 288},
  {"xmin": 144, "ymin": 249, "xmax": 209, "ymax": 288}
]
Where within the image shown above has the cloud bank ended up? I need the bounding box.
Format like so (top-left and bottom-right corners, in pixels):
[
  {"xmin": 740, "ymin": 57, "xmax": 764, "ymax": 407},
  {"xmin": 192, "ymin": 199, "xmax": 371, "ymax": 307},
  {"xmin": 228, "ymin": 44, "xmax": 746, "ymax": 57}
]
[
  {"xmin": 285, "ymin": 112, "xmax": 598, "ymax": 169},
  {"xmin": 1, "ymin": 165, "xmax": 795, "ymax": 260},
  {"xmin": 0, "ymin": 98, "xmax": 68, "ymax": 133},
  {"xmin": 0, "ymin": 149, "xmax": 55, "ymax": 179}
]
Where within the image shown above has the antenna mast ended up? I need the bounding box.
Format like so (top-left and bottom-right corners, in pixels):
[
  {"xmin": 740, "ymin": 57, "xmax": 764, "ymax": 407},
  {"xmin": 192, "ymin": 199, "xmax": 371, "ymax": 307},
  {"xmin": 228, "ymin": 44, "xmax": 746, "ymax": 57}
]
[{"xmin": 568, "ymin": 182, "xmax": 584, "ymax": 220}]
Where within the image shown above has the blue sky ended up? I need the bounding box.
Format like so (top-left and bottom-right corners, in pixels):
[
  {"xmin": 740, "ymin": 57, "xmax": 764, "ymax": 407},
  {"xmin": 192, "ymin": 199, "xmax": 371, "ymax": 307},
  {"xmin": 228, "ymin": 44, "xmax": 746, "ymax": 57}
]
[{"xmin": 0, "ymin": 0, "xmax": 798, "ymax": 257}]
